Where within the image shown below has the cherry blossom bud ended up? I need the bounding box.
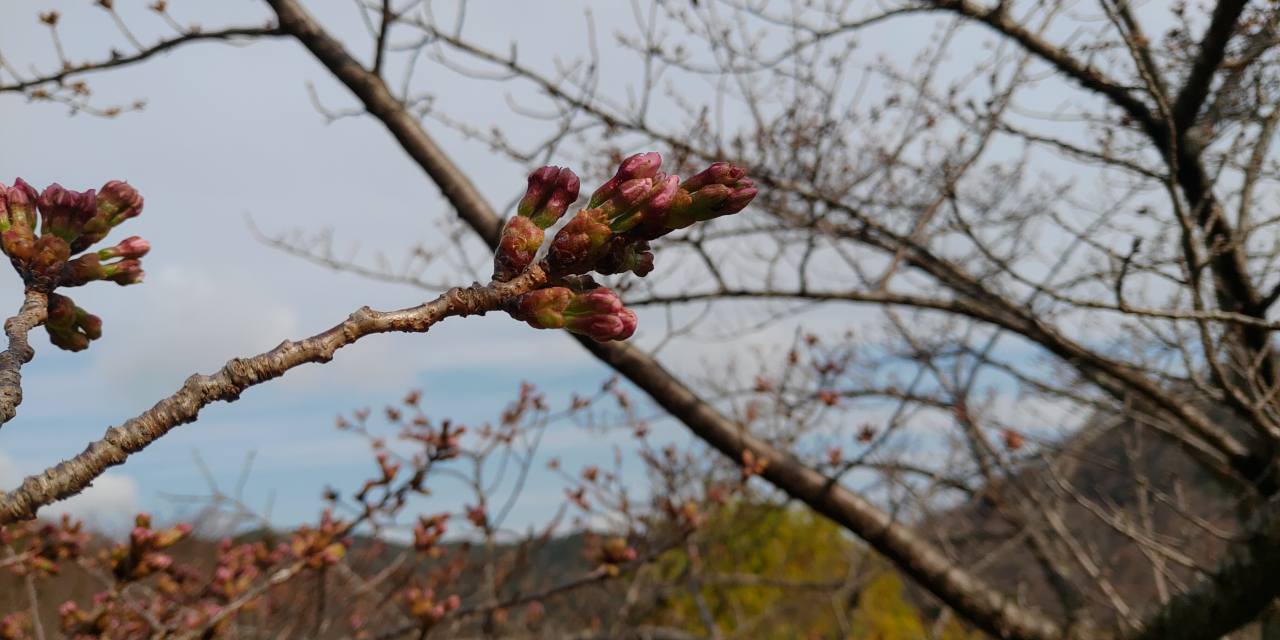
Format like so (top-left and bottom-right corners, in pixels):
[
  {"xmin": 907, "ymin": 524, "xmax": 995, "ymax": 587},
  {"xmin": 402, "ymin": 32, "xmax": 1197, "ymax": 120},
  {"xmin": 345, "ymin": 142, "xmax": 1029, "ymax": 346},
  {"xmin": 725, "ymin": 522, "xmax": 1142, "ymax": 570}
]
[
  {"xmin": 563, "ymin": 287, "xmax": 636, "ymax": 341},
  {"xmin": 37, "ymin": 184, "xmax": 97, "ymax": 242},
  {"xmin": 96, "ymin": 180, "xmax": 143, "ymax": 225},
  {"xmin": 517, "ymin": 166, "xmax": 560, "ymax": 218},
  {"xmin": 518, "ymin": 166, "xmax": 580, "ymax": 228},
  {"xmin": 588, "ymin": 152, "xmax": 662, "ymax": 208},
  {"xmin": 680, "ymin": 162, "xmax": 745, "ymax": 192},
  {"xmin": 97, "ymin": 235, "xmax": 150, "ymax": 260},
  {"xmin": 547, "ymin": 209, "xmax": 612, "ymax": 275},
  {"xmin": 104, "ymin": 258, "xmax": 144, "ymax": 285},
  {"xmin": 6, "ymin": 179, "xmax": 38, "ymax": 231},
  {"xmin": 663, "ymin": 163, "xmax": 757, "ymax": 229},
  {"xmin": 493, "ymin": 216, "xmax": 544, "ymax": 282},
  {"xmin": 511, "ymin": 287, "xmax": 573, "ymax": 329}
]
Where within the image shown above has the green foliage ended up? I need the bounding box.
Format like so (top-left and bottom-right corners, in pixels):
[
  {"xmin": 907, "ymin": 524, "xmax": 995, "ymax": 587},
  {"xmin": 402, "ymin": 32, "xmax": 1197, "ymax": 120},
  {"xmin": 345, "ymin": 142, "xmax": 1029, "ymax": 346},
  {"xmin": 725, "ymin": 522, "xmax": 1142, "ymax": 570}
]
[{"xmin": 647, "ymin": 502, "xmax": 985, "ymax": 639}]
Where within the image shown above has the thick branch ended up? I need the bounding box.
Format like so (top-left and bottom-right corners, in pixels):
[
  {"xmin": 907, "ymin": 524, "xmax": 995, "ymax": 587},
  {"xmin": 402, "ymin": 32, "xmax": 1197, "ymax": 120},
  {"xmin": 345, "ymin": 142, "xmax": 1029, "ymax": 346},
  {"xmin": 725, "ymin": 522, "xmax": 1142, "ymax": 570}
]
[
  {"xmin": 0, "ymin": 290, "xmax": 47, "ymax": 428},
  {"xmin": 263, "ymin": 2, "xmax": 1065, "ymax": 637},
  {"xmin": 0, "ymin": 268, "xmax": 546, "ymax": 524},
  {"xmin": 1171, "ymin": 0, "xmax": 1250, "ymax": 132},
  {"xmin": 1125, "ymin": 494, "xmax": 1280, "ymax": 640}
]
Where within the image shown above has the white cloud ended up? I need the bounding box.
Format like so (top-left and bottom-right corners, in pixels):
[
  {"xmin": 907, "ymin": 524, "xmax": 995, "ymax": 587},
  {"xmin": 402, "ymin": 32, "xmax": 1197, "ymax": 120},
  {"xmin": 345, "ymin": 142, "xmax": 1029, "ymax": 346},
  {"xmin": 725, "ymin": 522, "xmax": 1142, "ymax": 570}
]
[
  {"xmin": 0, "ymin": 448, "xmax": 141, "ymax": 535},
  {"xmin": 51, "ymin": 474, "xmax": 143, "ymax": 536}
]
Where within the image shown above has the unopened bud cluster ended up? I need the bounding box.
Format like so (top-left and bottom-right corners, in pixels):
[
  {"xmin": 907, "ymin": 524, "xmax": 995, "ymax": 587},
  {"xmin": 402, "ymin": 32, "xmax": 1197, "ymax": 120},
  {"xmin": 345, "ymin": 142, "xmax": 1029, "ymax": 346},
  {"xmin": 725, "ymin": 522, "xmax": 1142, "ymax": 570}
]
[
  {"xmin": 0, "ymin": 178, "xmax": 150, "ymax": 351},
  {"xmin": 108, "ymin": 513, "xmax": 192, "ymax": 582},
  {"xmin": 493, "ymin": 153, "xmax": 757, "ymax": 342}
]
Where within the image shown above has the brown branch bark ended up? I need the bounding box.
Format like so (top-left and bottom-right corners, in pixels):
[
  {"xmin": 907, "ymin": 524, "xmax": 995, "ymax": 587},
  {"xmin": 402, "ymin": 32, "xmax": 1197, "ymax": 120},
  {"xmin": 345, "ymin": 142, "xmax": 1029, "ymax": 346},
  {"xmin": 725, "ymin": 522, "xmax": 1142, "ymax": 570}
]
[
  {"xmin": 0, "ymin": 27, "xmax": 284, "ymax": 93},
  {"xmin": 0, "ymin": 267, "xmax": 547, "ymax": 525},
  {"xmin": 0, "ymin": 290, "xmax": 47, "ymax": 428},
  {"xmin": 262, "ymin": 2, "xmax": 1065, "ymax": 637}
]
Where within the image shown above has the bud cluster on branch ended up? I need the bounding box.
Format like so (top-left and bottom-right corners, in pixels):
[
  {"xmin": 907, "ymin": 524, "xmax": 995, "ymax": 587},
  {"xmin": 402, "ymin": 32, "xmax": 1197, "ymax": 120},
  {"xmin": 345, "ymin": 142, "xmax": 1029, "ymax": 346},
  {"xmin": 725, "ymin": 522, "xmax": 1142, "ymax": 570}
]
[
  {"xmin": 493, "ymin": 153, "xmax": 756, "ymax": 342},
  {"xmin": 0, "ymin": 178, "xmax": 149, "ymax": 351}
]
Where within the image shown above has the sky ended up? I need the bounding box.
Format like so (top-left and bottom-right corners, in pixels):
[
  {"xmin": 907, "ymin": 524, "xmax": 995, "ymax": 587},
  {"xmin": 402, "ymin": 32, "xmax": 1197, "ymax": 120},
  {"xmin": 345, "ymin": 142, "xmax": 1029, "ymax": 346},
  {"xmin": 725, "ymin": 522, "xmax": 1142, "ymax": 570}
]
[
  {"xmin": 0, "ymin": 0, "xmax": 1093, "ymax": 538},
  {"xmin": 0, "ymin": 0, "xmax": 662, "ymax": 535}
]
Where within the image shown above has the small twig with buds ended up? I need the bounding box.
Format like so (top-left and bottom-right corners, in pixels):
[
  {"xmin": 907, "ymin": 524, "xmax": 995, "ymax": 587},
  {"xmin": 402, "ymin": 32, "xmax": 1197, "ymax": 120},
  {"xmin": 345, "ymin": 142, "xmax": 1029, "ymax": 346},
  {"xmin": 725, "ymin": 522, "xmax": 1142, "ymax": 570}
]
[
  {"xmin": 0, "ymin": 290, "xmax": 48, "ymax": 427},
  {"xmin": 0, "ymin": 153, "xmax": 758, "ymax": 525}
]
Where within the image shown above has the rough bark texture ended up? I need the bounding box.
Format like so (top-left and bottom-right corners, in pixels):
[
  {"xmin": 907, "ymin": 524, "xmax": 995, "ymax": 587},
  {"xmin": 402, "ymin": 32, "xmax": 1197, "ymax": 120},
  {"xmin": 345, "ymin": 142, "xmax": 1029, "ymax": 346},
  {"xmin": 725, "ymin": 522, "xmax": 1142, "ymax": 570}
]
[
  {"xmin": 0, "ymin": 290, "xmax": 47, "ymax": 428},
  {"xmin": 0, "ymin": 268, "xmax": 546, "ymax": 525}
]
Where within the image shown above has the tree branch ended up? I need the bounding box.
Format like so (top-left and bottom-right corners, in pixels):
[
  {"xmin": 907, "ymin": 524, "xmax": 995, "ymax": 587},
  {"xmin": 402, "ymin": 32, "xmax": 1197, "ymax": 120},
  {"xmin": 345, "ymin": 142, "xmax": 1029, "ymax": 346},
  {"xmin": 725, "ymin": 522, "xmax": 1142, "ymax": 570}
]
[
  {"xmin": 262, "ymin": 2, "xmax": 1065, "ymax": 637},
  {"xmin": 0, "ymin": 290, "xmax": 47, "ymax": 428},
  {"xmin": 0, "ymin": 27, "xmax": 284, "ymax": 94},
  {"xmin": 0, "ymin": 267, "xmax": 546, "ymax": 525}
]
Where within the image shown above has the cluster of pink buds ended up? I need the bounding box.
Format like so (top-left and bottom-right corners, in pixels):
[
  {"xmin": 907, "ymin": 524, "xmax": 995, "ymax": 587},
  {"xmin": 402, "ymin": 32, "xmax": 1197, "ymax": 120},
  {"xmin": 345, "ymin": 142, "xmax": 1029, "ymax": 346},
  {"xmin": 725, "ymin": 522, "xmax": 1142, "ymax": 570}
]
[
  {"xmin": 493, "ymin": 153, "xmax": 756, "ymax": 342},
  {"xmin": 493, "ymin": 166, "xmax": 580, "ymax": 281},
  {"xmin": 0, "ymin": 614, "xmax": 29, "ymax": 640},
  {"xmin": 546, "ymin": 153, "xmax": 755, "ymax": 277},
  {"xmin": 288, "ymin": 510, "xmax": 351, "ymax": 569},
  {"xmin": 413, "ymin": 513, "xmax": 450, "ymax": 557},
  {"xmin": 509, "ymin": 286, "xmax": 637, "ymax": 342},
  {"xmin": 108, "ymin": 513, "xmax": 192, "ymax": 582},
  {"xmin": 209, "ymin": 539, "xmax": 285, "ymax": 602},
  {"xmin": 401, "ymin": 586, "xmax": 461, "ymax": 628},
  {"xmin": 0, "ymin": 178, "xmax": 150, "ymax": 351},
  {"xmin": 1, "ymin": 514, "xmax": 89, "ymax": 577}
]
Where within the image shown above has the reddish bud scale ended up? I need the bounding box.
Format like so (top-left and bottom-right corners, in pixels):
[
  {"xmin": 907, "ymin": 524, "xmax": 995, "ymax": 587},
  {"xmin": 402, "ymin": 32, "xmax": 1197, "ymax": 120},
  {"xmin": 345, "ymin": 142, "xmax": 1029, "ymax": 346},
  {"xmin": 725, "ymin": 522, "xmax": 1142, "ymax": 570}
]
[
  {"xmin": 547, "ymin": 209, "xmax": 612, "ymax": 276},
  {"xmin": 492, "ymin": 216, "xmax": 545, "ymax": 282},
  {"xmin": 511, "ymin": 287, "xmax": 573, "ymax": 329}
]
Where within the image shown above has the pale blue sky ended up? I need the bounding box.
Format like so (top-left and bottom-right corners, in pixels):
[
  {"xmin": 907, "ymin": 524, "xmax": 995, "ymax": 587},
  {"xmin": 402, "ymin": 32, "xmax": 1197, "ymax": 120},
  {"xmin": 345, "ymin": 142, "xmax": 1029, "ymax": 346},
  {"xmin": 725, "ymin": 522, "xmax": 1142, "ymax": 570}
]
[{"xmin": 0, "ymin": 1, "xmax": 1085, "ymax": 536}]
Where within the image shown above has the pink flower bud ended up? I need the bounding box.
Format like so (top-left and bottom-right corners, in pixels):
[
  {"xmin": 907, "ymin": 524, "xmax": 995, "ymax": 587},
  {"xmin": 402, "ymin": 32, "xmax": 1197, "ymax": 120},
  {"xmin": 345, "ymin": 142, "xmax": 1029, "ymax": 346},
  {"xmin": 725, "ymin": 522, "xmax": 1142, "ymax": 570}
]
[
  {"xmin": 37, "ymin": 184, "xmax": 97, "ymax": 242},
  {"xmin": 617, "ymin": 152, "xmax": 662, "ymax": 181},
  {"xmin": 517, "ymin": 166, "xmax": 560, "ymax": 218},
  {"xmin": 97, "ymin": 235, "xmax": 150, "ymax": 260},
  {"xmin": 588, "ymin": 152, "xmax": 663, "ymax": 207},
  {"xmin": 492, "ymin": 216, "xmax": 544, "ymax": 282},
  {"xmin": 720, "ymin": 178, "xmax": 757, "ymax": 215},
  {"xmin": 104, "ymin": 259, "xmax": 144, "ymax": 285},
  {"xmin": 680, "ymin": 162, "xmax": 745, "ymax": 191},
  {"xmin": 531, "ymin": 169, "xmax": 580, "ymax": 229},
  {"xmin": 96, "ymin": 180, "xmax": 143, "ymax": 225},
  {"xmin": 6, "ymin": 179, "xmax": 38, "ymax": 231},
  {"xmin": 518, "ymin": 166, "xmax": 580, "ymax": 229},
  {"xmin": 561, "ymin": 287, "xmax": 637, "ymax": 341},
  {"xmin": 566, "ymin": 287, "xmax": 624, "ymax": 316}
]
